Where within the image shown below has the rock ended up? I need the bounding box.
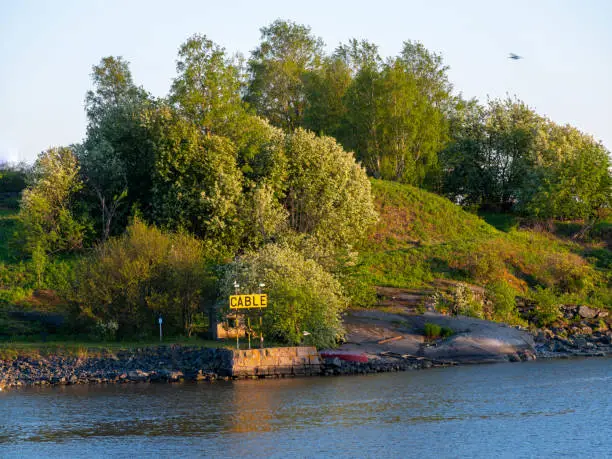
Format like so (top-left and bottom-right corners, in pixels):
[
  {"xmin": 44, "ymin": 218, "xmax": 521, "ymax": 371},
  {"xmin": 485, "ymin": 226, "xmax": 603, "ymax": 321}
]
[
  {"xmin": 578, "ymin": 305, "xmax": 599, "ymax": 319},
  {"xmin": 127, "ymin": 370, "xmax": 149, "ymax": 382}
]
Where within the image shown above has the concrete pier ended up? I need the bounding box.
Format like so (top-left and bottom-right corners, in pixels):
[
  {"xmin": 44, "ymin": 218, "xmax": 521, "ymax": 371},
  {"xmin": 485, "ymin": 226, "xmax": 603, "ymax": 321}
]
[{"xmin": 220, "ymin": 346, "xmax": 321, "ymax": 378}]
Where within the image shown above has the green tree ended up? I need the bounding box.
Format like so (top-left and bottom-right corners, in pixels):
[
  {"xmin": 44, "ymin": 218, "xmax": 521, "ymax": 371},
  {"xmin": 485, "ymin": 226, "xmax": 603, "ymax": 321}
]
[
  {"xmin": 525, "ymin": 123, "xmax": 611, "ymax": 222},
  {"xmin": 246, "ymin": 19, "xmax": 324, "ymax": 130},
  {"xmin": 375, "ymin": 58, "xmax": 448, "ymax": 184},
  {"xmin": 219, "ymin": 244, "xmax": 347, "ymax": 348},
  {"xmin": 76, "ymin": 141, "xmax": 127, "ymax": 241},
  {"xmin": 283, "ymin": 129, "xmax": 378, "ymax": 249},
  {"xmin": 170, "ymin": 34, "xmax": 245, "ymax": 136},
  {"xmin": 337, "ymin": 40, "xmax": 382, "ymax": 175},
  {"xmin": 302, "ymin": 56, "xmax": 352, "ymax": 137},
  {"xmin": 145, "ymin": 106, "xmax": 243, "ymax": 251},
  {"xmin": 84, "ymin": 56, "xmax": 156, "ymax": 228},
  {"xmin": 442, "ymin": 98, "xmax": 540, "ymax": 210},
  {"xmin": 19, "ymin": 147, "xmax": 86, "ymax": 254}
]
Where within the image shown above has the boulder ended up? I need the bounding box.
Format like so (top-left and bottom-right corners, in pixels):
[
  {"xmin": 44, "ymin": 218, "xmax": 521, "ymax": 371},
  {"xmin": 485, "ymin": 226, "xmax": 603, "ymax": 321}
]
[{"xmin": 578, "ymin": 306, "xmax": 599, "ymax": 319}]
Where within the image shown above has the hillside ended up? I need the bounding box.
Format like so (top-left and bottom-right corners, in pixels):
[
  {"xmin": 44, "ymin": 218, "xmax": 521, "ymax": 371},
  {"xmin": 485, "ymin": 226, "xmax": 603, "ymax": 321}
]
[{"xmin": 353, "ymin": 179, "xmax": 611, "ymax": 313}]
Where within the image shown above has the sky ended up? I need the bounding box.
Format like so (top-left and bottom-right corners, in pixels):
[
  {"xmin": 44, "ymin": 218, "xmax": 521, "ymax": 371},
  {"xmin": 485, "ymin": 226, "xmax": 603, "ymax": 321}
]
[{"xmin": 1, "ymin": 0, "xmax": 611, "ymax": 163}]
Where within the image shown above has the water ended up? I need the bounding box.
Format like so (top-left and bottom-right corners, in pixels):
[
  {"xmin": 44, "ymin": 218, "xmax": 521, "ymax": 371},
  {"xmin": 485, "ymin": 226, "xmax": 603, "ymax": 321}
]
[{"xmin": 1, "ymin": 358, "xmax": 611, "ymax": 458}]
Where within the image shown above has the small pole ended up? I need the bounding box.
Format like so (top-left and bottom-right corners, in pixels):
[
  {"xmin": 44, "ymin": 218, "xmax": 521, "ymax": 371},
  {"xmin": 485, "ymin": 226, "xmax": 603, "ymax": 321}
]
[
  {"xmin": 234, "ymin": 281, "xmax": 240, "ymax": 350},
  {"xmin": 258, "ymin": 283, "xmax": 265, "ymax": 349},
  {"xmin": 260, "ymin": 312, "xmax": 264, "ymax": 349},
  {"xmin": 248, "ymin": 316, "xmax": 251, "ymax": 349},
  {"xmin": 158, "ymin": 316, "xmax": 163, "ymax": 342}
]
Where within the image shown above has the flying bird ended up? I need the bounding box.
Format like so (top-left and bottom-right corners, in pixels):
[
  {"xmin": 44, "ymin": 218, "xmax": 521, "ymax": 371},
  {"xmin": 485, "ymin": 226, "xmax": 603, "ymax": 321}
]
[{"xmin": 508, "ymin": 53, "xmax": 523, "ymax": 60}]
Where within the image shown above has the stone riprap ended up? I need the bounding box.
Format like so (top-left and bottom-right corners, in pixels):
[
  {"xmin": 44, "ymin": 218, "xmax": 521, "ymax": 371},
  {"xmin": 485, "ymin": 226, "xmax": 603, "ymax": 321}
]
[{"xmin": 0, "ymin": 345, "xmax": 322, "ymax": 390}]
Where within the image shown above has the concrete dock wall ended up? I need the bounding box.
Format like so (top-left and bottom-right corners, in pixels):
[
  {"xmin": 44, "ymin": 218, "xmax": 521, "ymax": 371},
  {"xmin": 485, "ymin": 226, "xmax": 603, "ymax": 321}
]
[{"xmin": 221, "ymin": 346, "xmax": 321, "ymax": 378}]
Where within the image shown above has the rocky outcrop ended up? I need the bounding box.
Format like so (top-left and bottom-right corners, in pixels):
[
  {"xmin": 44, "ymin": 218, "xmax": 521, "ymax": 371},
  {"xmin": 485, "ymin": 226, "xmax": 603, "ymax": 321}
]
[{"xmin": 532, "ymin": 305, "xmax": 612, "ymax": 358}]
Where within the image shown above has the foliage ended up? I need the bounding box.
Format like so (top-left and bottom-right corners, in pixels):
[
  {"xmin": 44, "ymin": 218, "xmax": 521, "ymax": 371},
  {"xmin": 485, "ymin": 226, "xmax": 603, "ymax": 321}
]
[
  {"xmin": 70, "ymin": 219, "xmax": 215, "ymax": 337},
  {"xmin": 18, "ymin": 147, "xmax": 86, "ymax": 255},
  {"xmin": 83, "ymin": 56, "xmax": 156, "ymax": 237},
  {"xmin": 442, "ymin": 97, "xmax": 611, "ymax": 218},
  {"xmin": 246, "ymin": 19, "xmax": 324, "ymax": 130},
  {"xmin": 284, "ymin": 129, "xmax": 378, "ymax": 248},
  {"xmin": 145, "ymin": 106, "xmax": 243, "ymax": 250},
  {"xmin": 424, "ymin": 322, "xmax": 453, "ymax": 339},
  {"xmin": 486, "ymin": 281, "xmax": 517, "ymax": 322},
  {"xmin": 423, "ymin": 322, "xmax": 441, "ymax": 339},
  {"xmin": 170, "ymin": 34, "xmax": 245, "ymax": 136},
  {"xmin": 302, "ymin": 56, "xmax": 351, "ymax": 136},
  {"xmin": 0, "ymin": 162, "xmax": 28, "ymax": 197},
  {"xmin": 219, "ymin": 244, "xmax": 347, "ymax": 348},
  {"xmin": 530, "ymin": 287, "xmax": 560, "ymax": 326}
]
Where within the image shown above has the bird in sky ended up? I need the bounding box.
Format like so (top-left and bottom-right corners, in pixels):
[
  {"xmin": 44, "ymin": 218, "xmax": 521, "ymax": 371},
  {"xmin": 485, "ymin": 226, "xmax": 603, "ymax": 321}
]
[{"xmin": 508, "ymin": 53, "xmax": 523, "ymax": 60}]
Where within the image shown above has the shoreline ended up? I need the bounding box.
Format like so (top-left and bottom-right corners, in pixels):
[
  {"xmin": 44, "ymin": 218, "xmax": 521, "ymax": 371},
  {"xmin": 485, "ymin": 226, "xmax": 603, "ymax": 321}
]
[{"xmin": 1, "ymin": 341, "xmax": 610, "ymax": 392}]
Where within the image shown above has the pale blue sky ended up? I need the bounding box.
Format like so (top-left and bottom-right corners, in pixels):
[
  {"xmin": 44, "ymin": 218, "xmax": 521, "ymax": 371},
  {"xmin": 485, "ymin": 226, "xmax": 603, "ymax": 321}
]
[{"xmin": 1, "ymin": 0, "xmax": 611, "ymax": 163}]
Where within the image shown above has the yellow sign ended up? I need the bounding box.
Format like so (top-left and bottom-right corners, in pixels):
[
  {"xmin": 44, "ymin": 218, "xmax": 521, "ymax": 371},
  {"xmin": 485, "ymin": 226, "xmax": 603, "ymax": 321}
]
[{"xmin": 229, "ymin": 294, "xmax": 268, "ymax": 309}]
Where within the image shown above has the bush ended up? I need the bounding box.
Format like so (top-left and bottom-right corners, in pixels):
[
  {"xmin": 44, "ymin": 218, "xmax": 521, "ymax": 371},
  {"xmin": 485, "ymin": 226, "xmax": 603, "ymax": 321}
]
[
  {"xmin": 486, "ymin": 281, "xmax": 518, "ymax": 322},
  {"xmin": 423, "ymin": 322, "xmax": 442, "ymax": 339},
  {"xmin": 219, "ymin": 244, "xmax": 347, "ymax": 348},
  {"xmin": 70, "ymin": 219, "xmax": 214, "ymax": 337},
  {"xmin": 452, "ymin": 283, "xmax": 484, "ymax": 318},
  {"xmin": 440, "ymin": 326, "xmax": 454, "ymax": 338},
  {"xmin": 531, "ymin": 287, "xmax": 560, "ymax": 326}
]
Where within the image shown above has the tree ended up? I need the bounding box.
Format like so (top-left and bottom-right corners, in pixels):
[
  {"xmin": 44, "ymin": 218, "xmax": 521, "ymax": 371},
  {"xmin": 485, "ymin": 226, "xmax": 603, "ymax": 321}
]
[
  {"xmin": 145, "ymin": 106, "xmax": 243, "ymax": 251},
  {"xmin": 526, "ymin": 134, "xmax": 611, "ymax": 222},
  {"xmin": 302, "ymin": 56, "xmax": 352, "ymax": 137},
  {"xmin": 19, "ymin": 147, "xmax": 86, "ymax": 255},
  {"xmin": 336, "ymin": 40, "xmax": 382, "ymax": 175},
  {"xmin": 241, "ymin": 183, "xmax": 288, "ymax": 248},
  {"xmin": 84, "ymin": 56, "xmax": 156, "ymax": 229},
  {"xmin": 219, "ymin": 244, "xmax": 347, "ymax": 348},
  {"xmin": 246, "ymin": 19, "xmax": 324, "ymax": 130},
  {"xmin": 283, "ymin": 129, "xmax": 378, "ymax": 249},
  {"xmin": 76, "ymin": 141, "xmax": 127, "ymax": 242},
  {"xmin": 375, "ymin": 58, "xmax": 447, "ymax": 184},
  {"xmin": 170, "ymin": 34, "xmax": 245, "ymax": 136},
  {"xmin": 398, "ymin": 41, "xmax": 453, "ymax": 112},
  {"xmin": 441, "ymin": 98, "xmax": 540, "ymax": 210},
  {"xmin": 338, "ymin": 41, "xmax": 451, "ymax": 185},
  {"xmin": 224, "ymin": 114, "xmax": 288, "ymax": 191}
]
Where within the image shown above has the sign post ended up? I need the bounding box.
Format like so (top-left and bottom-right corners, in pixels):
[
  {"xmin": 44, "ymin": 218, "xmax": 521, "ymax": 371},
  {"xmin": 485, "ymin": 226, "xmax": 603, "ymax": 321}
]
[{"xmin": 229, "ymin": 293, "xmax": 268, "ymax": 350}]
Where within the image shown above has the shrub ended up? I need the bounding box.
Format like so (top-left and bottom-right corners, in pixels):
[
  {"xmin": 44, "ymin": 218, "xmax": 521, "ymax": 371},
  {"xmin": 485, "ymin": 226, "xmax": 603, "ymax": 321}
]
[
  {"xmin": 531, "ymin": 287, "xmax": 560, "ymax": 326},
  {"xmin": 219, "ymin": 244, "xmax": 347, "ymax": 348},
  {"xmin": 452, "ymin": 283, "xmax": 484, "ymax": 318},
  {"xmin": 424, "ymin": 322, "xmax": 442, "ymax": 339},
  {"xmin": 70, "ymin": 219, "xmax": 214, "ymax": 337},
  {"xmin": 440, "ymin": 326, "xmax": 454, "ymax": 338},
  {"xmin": 486, "ymin": 281, "xmax": 518, "ymax": 322}
]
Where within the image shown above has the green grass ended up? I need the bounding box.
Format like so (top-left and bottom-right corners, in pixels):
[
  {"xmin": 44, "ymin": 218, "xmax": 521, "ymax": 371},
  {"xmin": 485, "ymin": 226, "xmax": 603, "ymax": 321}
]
[
  {"xmin": 479, "ymin": 212, "xmax": 519, "ymax": 233},
  {"xmin": 351, "ymin": 179, "xmax": 611, "ymax": 310}
]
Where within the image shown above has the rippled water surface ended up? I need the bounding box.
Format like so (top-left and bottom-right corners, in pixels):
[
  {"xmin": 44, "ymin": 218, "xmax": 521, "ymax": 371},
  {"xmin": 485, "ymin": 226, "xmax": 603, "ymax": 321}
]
[{"xmin": 1, "ymin": 357, "xmax": 611, "ymax": 458}]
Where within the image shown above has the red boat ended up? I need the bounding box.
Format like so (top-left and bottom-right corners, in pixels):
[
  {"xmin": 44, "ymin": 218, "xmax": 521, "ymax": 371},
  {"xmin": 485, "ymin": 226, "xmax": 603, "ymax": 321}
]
[{"xmin": 319, "ymin": 350, "xmax": 369, "ymax": 363}]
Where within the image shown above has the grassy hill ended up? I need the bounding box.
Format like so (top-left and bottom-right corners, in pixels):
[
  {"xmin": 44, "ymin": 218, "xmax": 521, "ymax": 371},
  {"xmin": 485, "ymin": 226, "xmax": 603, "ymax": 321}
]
[
  {"xmin": 353, "ymin": 179, "xmax": 611, "ymax": 312},
  {"xmin": 1, "ymin": 180, "xmax": 610, "ymax": 341}
]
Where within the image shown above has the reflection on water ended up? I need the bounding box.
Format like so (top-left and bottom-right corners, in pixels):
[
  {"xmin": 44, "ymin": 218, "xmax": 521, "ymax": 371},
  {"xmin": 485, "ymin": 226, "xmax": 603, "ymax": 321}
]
[{"xmin": 1, "ymin": 358, "xmax": 611, "ymax": 457}]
